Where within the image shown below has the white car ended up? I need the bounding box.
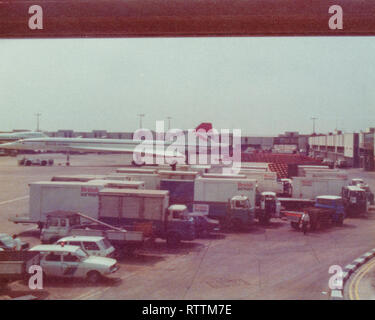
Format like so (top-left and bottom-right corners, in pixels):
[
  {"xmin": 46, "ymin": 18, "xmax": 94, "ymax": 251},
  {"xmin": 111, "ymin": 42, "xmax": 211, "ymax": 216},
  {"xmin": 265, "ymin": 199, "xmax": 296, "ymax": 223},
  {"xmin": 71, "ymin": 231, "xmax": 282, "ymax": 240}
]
[
  {"xmin": 29, "ymin": 244, "xmax": 119, "ymax": 283},
  {"xmin": 56, "ymin": 236, "xmax": 115, "ymax": 258}
]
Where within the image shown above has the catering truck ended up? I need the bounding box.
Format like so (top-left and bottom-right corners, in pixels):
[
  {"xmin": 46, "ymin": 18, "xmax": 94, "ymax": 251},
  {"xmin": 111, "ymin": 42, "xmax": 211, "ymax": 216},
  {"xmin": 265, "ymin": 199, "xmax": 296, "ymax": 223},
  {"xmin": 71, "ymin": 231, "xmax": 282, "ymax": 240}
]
[
  {"xmin": 97, "ymin": 188, "xmax": 195, "ymax": 247},
  {"xmin": 291, "ymin": 176, "xmax": 348, "ymax": 200},
  {"xmin": 160, "ymin": 179, "xmax": 195, "ymax": 209},
  {"xmin": 10, "ymin": 180, "xmax": 142, "ymax": 227},
  {"xmin": 106, "ymin": 173, "xmax": 160, "ymax": 189},
  {"xmin": 193, "ymin": 177, "xmax": 257, "ymax": 228}
]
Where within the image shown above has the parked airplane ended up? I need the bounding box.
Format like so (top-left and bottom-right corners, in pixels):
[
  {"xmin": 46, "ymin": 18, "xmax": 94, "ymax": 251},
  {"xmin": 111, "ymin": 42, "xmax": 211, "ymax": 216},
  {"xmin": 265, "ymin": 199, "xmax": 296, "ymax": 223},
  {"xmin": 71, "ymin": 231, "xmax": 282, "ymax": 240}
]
[
  {"xmin": 0, "ymin": 123, "xmax": 222, "ymax": 166},
  {"xmin": 0, "ymin": 131, "xmax": 47, "ymax": 144}
]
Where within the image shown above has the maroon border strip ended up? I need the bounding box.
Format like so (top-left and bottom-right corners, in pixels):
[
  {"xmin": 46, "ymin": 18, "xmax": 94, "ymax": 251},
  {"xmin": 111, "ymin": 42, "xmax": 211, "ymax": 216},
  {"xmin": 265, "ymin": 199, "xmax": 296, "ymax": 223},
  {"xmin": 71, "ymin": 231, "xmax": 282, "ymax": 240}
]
[{"xmin": 0, "ymin": 0, "xmax": 374, "ymax": 38}]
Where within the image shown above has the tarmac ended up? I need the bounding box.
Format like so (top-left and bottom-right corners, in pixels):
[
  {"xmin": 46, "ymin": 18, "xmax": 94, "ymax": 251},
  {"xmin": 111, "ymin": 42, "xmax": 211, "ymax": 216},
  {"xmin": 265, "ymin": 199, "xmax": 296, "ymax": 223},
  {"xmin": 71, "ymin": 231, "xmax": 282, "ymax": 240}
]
[{"xmin": 1, "ymin": 153, "xmax": 375, "ymax": 300}]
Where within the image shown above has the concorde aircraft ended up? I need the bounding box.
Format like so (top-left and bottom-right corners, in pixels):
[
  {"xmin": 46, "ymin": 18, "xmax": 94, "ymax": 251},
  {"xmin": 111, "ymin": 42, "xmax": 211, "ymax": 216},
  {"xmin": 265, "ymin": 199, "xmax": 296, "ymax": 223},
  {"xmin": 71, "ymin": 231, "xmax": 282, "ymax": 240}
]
[
  {"xmin": 0, "ymin": 131, "xmax": 47, "ymax": 144},
  {"xmin": 0, "ymin": 123, "xmax": 224, "ymax": 166}
]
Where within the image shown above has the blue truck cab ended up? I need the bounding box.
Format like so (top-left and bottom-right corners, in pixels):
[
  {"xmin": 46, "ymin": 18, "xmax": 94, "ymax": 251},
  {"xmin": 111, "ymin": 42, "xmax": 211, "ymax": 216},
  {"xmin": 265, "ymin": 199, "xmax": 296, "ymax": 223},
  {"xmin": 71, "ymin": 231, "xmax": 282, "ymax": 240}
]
[
  {"xmin": 165, "ymin": 205, "xmax": 196, "ymax": 246},
  {"xmin": 315, "ymin": 195, "xmax": 345, "ymax": 225}
]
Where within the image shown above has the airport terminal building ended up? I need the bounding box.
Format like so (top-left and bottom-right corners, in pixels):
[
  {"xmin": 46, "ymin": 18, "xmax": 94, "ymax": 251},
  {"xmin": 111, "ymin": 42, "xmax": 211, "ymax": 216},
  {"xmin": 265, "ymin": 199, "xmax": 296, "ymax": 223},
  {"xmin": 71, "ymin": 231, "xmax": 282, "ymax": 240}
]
[{"xmin": 309, "ymin": 128, "xmax": 375, "ymax": 170}]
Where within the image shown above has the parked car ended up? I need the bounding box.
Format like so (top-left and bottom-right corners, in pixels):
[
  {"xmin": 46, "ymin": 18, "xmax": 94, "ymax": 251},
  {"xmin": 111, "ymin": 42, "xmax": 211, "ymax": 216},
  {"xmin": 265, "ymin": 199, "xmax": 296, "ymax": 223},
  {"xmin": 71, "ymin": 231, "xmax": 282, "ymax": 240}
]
[
  {"xmin": 335, "ymin": 159, "xmax": 347, "ymax": 168},
  {"xmin": 56, "ymin": 236, "xmax": 115, "ymax": 258},
  {"xmin": 186, "ymin": 212, "xmax": 219, "ymax": 237},
  {"xmin": 29, "ymin": 244, "xmax": 119, "ymax": 283},
  {"xmin": 322, "ymin": 158, "xmax": 334, "ymax": 169},
  {"xmin": 0, "ymin": 233, "xmax": 29, "ymax": 251},
  {"xmin": 18, "ymin": 157, "xmax": 54, "ymax": 166}
]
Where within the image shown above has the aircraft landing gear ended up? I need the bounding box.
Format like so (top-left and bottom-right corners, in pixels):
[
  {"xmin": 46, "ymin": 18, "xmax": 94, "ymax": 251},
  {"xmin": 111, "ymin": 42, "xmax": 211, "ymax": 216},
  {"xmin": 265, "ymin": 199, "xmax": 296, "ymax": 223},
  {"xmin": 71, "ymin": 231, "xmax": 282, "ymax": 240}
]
[{"xmin": 66, "ymin": 152, "xmax": 70, "ymax": 166}]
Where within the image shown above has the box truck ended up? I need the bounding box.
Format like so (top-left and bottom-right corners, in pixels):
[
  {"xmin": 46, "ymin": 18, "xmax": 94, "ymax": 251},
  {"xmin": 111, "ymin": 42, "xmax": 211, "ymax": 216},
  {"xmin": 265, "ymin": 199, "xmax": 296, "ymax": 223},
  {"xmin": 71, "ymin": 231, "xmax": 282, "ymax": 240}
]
[
  {"xmin": 193, "ymin": 177, "xmax": 257, "ymax": 227},
  {"xmin": 291, "ymin": 176, "xmax": 348, "ymax": 199},
  {"xmin": 105, "ymin": 173, "xmax": 160, "ymax": 189},
  {"xmin": 10, "ymin": 180, "xmax": 139, "ymax": 226},
  {"xmin": 97, "ymin": 188, "xmax": 195, "ymax": 247}
]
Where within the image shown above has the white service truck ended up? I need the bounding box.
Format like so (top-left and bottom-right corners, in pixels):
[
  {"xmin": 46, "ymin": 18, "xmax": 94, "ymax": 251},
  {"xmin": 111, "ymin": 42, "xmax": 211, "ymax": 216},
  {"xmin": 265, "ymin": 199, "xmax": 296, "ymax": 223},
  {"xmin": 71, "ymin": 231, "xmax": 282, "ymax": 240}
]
[
  {"xmin": 291, "ymin": 176, "xmax": 348, "ymax": 199},
  {"xmin": 10, "ymin": 180, "xmax": 143, "ymax": 227}
]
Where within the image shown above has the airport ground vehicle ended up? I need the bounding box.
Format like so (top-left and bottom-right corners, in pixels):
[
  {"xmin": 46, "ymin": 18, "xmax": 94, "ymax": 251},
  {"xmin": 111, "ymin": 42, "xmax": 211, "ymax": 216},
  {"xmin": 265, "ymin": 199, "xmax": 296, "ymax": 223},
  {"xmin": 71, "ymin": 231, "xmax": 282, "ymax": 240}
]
[
  {"xmin": 18, "ymin": 157, "xmax": 54, "ymax": 166},
  {"xmin": 10, "ymin": 180, "xmax": 144, "ymax": 226},
  {"xmin": 335, "ymin": 159, "xmax": 347, "ymax": 168},
  {"xmin": 285, "ymin": 195, "xmax": 346, "ymax": 230},
  {"xmin": 0, "ymin": 233, "xmax": 29, "ymax": 251},
  {"xmin": 291, "ymin": 176, "xmax": 348, "ymax": 199},
  {"xmin": 40, "ymin": 211, "xmax": 143, "ymax": 255},
  {"xmin": 194, "ymin": 177, "xmax": 257, "ymax": 213},
  {"xmin": 29, "ymin": 244, "xmax": 119, "ymax": 283},
  {"xmin": 0, "ymin": 251, "xmax": 40, "ymax": 286},
  {"xmin": 98, "ymin": 189, "xmax": 195, "ymax": 247},
  {"xmin": 56, "ymin": 236, "xmax": 115, "ymax": 258},
  {"xmin": 160, "ymin": 179, "xmax": 195, "ymax": 209},
  {"xmin": 322, "ymin": 158, "xmax": 335, "ymax": 169},
  {"xmin": 107, "ymin": 173, "xmax": 160, "ymax": 189},
  {"xmin": 255, "ymin": 192, "xmax": 281, "ymax": 224},
  {"xmin": 185, "ymin": 212, "xmax": 219, "ymax": 237},
  {"xmin": 348, "ymin": 178, "xmax": 374, "ymax": 205},
  {"xmin": 341, "ymin": 186, "xmax": 368, "ymax": 216},
  {"xmin": 221, "ymin": 195, "xmax": 255, "ymax": 229},
  {"xmin": 280, "ymin": 178, "xmax": 293, "ymax": 197}
]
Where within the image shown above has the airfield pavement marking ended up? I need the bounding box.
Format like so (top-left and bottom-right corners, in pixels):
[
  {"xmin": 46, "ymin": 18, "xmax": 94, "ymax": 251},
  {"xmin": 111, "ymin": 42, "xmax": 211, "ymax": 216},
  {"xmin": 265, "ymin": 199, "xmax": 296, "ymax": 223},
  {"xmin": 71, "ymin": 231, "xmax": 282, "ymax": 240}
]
[
  {"xmin": 0, "ymin": 195, "xmax": 29, "ymax": 205},
  {"xmin": 348, "ymin": 258, "xmax": 375, "ymax": 300}
]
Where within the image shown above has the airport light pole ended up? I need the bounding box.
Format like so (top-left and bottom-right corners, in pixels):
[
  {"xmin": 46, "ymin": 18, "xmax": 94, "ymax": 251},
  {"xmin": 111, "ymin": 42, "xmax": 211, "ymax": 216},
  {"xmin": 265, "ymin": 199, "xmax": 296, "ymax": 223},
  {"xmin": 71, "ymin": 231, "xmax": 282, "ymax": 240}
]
[
  {"xmin": 35, "ymin": 113, "xmax": 42, "ymax": 132},
  {"xmin": 138, "ymin": 114, "xmax": 145, "ymax": 128},
  {"xmin": 167, "ymin": 116, "xmax": 172, "ymax": 130},
  {"xmin": 310, "ymin": 116, "xmax": 318, "ymax": 134}
]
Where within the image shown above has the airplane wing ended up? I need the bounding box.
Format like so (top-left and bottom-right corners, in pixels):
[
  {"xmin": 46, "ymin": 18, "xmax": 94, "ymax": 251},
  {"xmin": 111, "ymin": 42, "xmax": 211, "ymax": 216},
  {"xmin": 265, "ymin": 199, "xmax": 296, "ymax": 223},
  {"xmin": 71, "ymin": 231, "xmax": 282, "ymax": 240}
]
[{"xmin": 65, "ymin": 145, "xmax": 185, "ymax": 159}]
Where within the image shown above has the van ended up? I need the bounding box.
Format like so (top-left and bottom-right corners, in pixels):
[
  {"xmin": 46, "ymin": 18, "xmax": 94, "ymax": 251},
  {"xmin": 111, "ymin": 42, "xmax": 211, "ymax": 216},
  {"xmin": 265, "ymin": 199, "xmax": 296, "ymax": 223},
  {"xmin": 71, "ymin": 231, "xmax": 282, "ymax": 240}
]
[{"xmin": 56, "ymin": 236, "xmax": 115, "ymax": 258}]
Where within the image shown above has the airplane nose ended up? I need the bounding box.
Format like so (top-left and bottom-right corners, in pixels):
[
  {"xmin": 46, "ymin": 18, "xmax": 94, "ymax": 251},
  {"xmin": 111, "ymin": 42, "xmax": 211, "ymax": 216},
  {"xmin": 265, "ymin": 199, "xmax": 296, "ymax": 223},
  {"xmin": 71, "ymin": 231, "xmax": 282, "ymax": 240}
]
[{"xmin": 0, "ymin": 142, "xmax": 17, "ymax": 149}]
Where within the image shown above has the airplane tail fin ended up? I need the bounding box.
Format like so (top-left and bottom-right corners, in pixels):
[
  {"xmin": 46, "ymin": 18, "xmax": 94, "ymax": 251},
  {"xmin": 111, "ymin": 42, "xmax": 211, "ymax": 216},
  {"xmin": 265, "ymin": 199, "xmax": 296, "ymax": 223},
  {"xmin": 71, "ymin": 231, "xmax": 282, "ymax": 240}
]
[
  {"xmin": 194, "ymin": 122, "xmax": 213, "ymax": 143},
  {"xmin": 195, "ymin": 122, "xmax": 213, "ymax": 132}
]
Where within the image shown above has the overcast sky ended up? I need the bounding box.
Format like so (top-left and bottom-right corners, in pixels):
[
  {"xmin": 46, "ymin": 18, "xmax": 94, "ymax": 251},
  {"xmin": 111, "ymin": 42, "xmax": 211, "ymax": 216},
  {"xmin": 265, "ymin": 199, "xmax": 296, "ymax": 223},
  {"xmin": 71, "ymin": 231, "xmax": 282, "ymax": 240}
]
[{"xmin": 0, "ymin": 37, "xmax": 374, "ymax": 135}]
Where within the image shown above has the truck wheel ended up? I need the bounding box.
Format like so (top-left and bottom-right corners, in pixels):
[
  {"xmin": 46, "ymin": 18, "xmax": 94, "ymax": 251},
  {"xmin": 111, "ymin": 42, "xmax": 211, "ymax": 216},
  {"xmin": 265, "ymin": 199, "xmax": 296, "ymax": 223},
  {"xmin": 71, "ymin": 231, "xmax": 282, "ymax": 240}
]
[
  {"xmin": 41, "ymin": 160, "xmax": 47, "ymax": 166},
  {"xmin": 87, "ymin": 271, "xmax": 101, "ymax": 284},
  {"xmin": 166, "ymin": 233, "xmax": 181, "ymax": 248}
]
